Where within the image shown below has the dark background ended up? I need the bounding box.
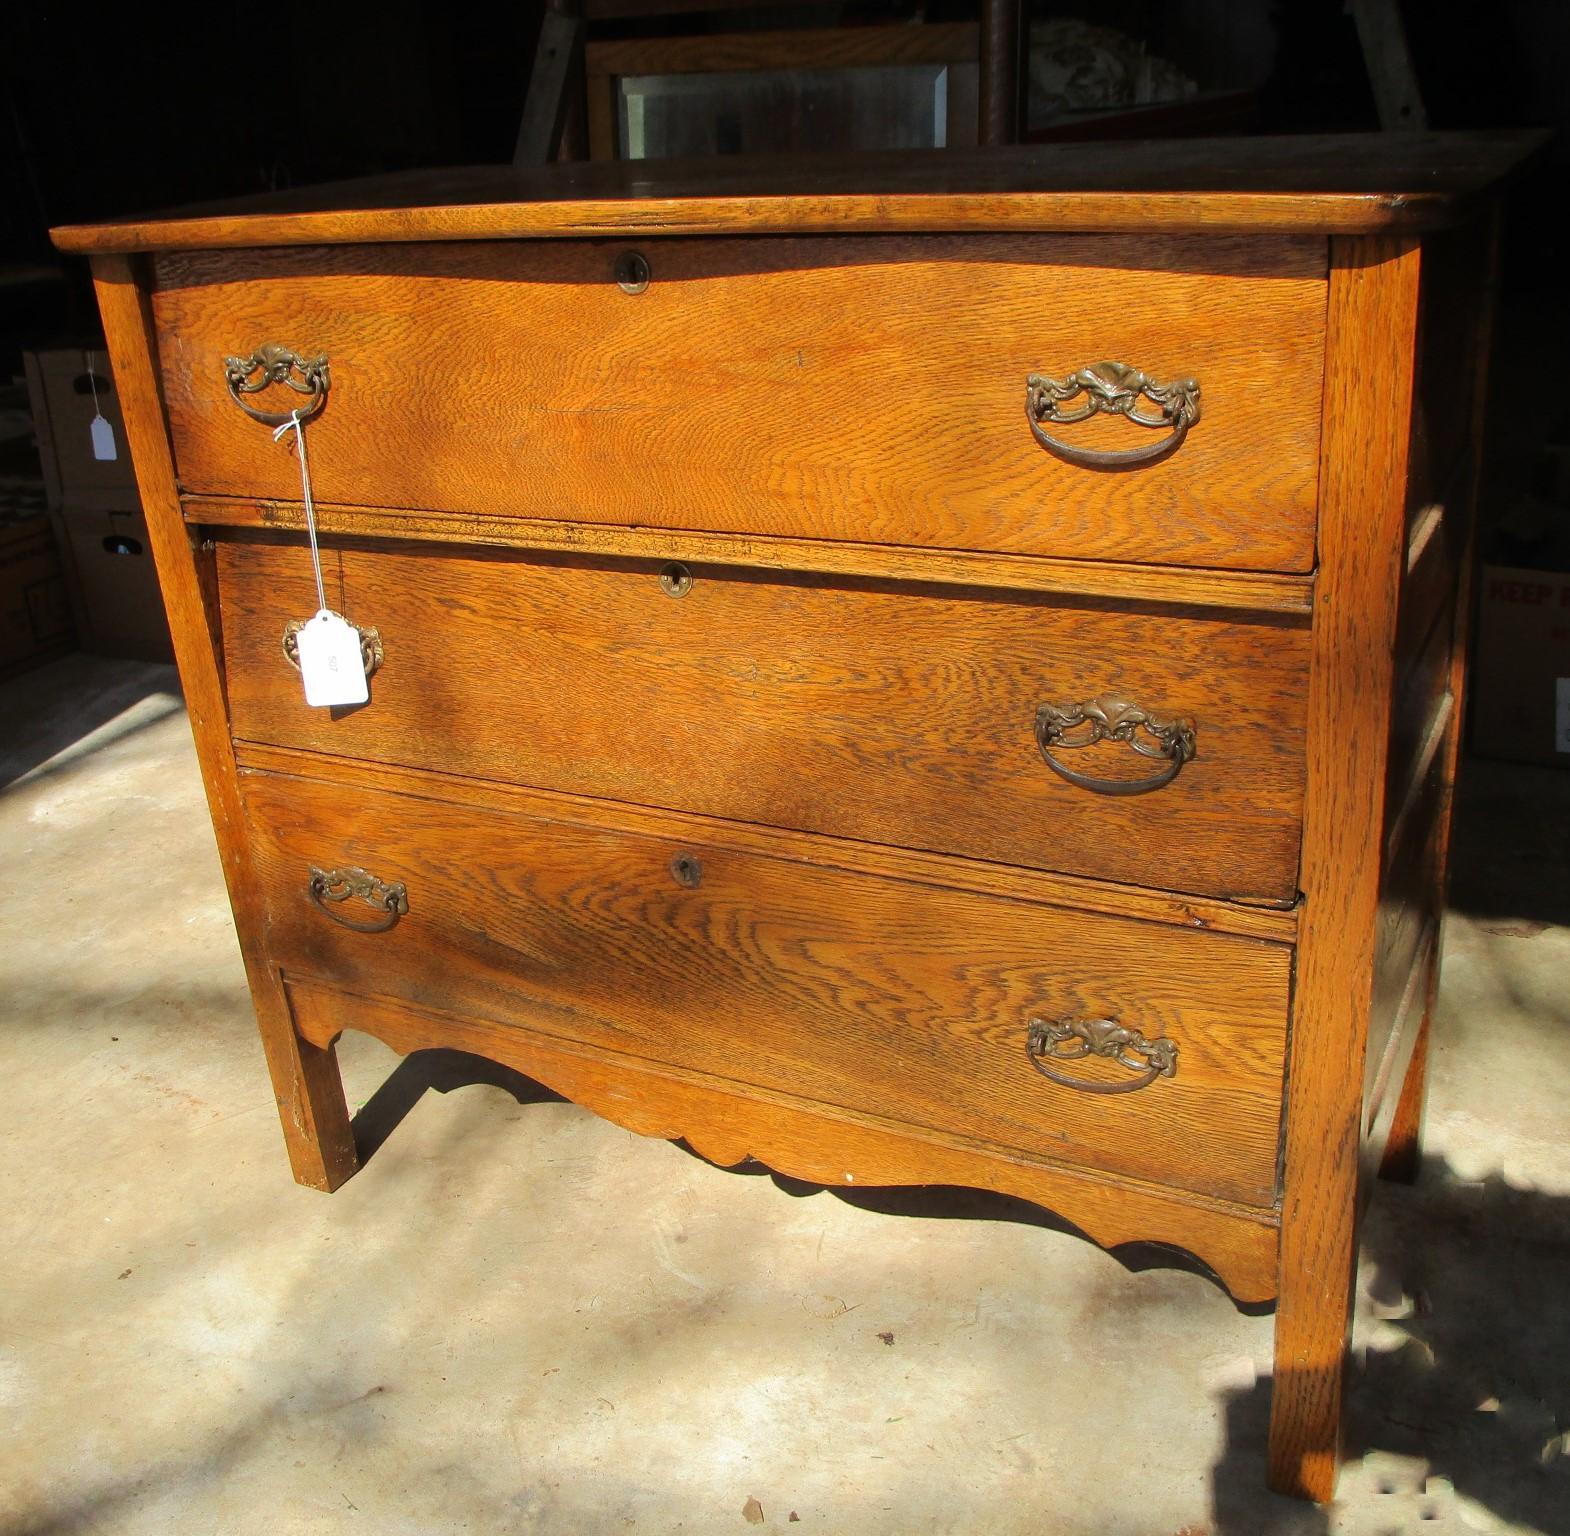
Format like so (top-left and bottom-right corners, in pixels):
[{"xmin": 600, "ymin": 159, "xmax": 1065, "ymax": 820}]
[
  {"xmin": 3, "ymin": 2, "xmax": 1565, "ymax": 249},
  {"xmin": 1, "ymin": 0, "xmax": 1565, "ymax": 543}
]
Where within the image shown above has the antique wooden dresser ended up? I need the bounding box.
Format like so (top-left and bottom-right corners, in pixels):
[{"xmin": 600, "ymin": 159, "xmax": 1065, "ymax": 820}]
[{"xmin": 55, "ymin": 135, "xmax": 1537, "ymax": 1501}]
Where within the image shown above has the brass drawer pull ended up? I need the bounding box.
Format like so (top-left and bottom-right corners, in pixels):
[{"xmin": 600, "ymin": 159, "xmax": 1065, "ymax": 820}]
[
  {"xmin": 1027, "ymin": 1016, "xmax": 1178, "ymax": 1095},
  {"xmin": 1035, "ymin": 696, "xmax": 1196, "ymax": 796},
  {"xmin": 308, "ymin": 866, "xmax": 408, "ymax": 933},
  {"xmin": 224, "ymin": 344, "xmax": 330, "ymax": 428},
  {"xmin": 282, "ymin": 619, "xmax": 383, "ymax": 680},
  {"xmin": 1026, "ymin": 361, "xmax": 1200, "ymax": 469}
]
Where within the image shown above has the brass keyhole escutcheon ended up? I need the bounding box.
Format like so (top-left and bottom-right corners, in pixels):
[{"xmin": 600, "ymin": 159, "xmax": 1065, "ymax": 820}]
[
  {"xmin": 615, "ymin": 251, "xmax": 651, "ymax": 295},
  {"xmin": 659, "ymin": 561, "xmax": 693, "ymax": 598},
  {"xmin": 670, "ymin": 853, "xmax": 703, "ymax": 889}
]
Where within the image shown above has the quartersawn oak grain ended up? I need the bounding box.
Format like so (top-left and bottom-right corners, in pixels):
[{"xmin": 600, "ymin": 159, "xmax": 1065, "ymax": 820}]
[
  {"xmin": 154, "ymin": 234, "xmax": 1327, "ymax": 573},
  {"xmin": 285, "ymin": 977, "xmax": 1281, "ymax": 1303},
  {"xmin": 242, "ymin": 767, "xmax": 1294, "ymax": 1208},
  {"xmin": 48, "ymin": 132, "xmax": 1546, "ymax": 253},
  {"xmin": 217, "ymin": 536, "xmax": 1312, "ymax": 904},
  {"xmin": 63, "ymin": 148, "xmax": 1530, "ymax": 1508},
  {"xmin": 234, "ymin": 740, "xmax": 1301, "ymax": 943},
  {"xmin": 1268, "ymin": 236, "xmax": 1422, "ymax": 1502}
]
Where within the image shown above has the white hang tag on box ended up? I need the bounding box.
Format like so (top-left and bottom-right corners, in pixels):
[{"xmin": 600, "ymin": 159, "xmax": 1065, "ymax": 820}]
[
  {"xmin": 89, "ymin": 413, "xmax": 118, "ymax": 461},
  {"xmin": 84, "ymin": 355, "xmax": 118, "ymax": 460},
  {"xmin": 294, "ymin": 609, "xmax": 369, "ymax": 707}
]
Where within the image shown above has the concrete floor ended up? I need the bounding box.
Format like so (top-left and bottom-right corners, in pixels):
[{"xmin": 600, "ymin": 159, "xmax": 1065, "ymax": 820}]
[{"xmin": 2, "ymin": 652, "xmax": 1567, "ymax": 1536}]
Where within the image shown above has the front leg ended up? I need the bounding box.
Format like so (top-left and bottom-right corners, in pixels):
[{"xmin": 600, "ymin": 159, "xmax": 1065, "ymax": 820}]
[{"xmin": 254, "ymin": 979, "xmax": 359, "ymax": 1191}]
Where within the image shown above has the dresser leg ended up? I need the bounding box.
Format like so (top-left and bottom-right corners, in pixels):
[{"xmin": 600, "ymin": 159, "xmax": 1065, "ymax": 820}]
[
  {"xmin": 1267, "ymin": 1253, "xmax": 1353, "ymax": 1502},
  {"xmin": 257, "ymin": 1010, "xmax": 360, "ymax": 1192}
]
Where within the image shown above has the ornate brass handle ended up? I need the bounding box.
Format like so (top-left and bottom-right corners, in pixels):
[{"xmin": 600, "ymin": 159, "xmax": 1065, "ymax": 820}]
[
  {"xmin": 308, "ymin": 866, "xmax": 408, "ymax": 933},
  {"xmin": 1026, "ymin": 361, "xmax": 1200, "ymax": 469},
  {"xmin": 1027, "ymin": 1017, "xmax": 1178, "ymax": 1095},
  {"xmin": 224, "ymin": 345, "xmax": 330, "ymax": 428},
  {"xmin": 282, "ymin": 619, "xmax": 383, "ymax": 679},
  {"xmin": 1035, "ymin": 696, "xmax": 1196, "ymax": 796}
]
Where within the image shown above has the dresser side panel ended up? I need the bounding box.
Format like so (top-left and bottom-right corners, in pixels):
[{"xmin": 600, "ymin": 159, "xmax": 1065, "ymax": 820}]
[{"xmin": 1378, "ymin": 209, "xmax": 1502, "ymax": 1180}]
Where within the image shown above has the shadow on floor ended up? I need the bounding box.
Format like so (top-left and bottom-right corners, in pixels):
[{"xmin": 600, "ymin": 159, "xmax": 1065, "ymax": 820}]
[
  {"xmin": 357, "ymin": 1055, "xmax": 1570, "ymax": 1531},
  {"xmin": 355, "ymin": 1047, "xmax": 1263, "ymax": 1309},
  {"xmin": 1211, "ymin": 1153, "xmax": 1570, "ymax": 1535},
  {"xmin": 0, "ymin": 652, "xmax": 181, "ymax": 790},
  {"xmin": 351, "ymin": 1048, "xmax": 566, "ymax": 1162}
]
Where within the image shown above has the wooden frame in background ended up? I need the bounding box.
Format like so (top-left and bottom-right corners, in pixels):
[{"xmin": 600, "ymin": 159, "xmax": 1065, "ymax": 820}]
[{"xmin": 584, "ymin": 22, "xmax": 980, "ymax": 160}]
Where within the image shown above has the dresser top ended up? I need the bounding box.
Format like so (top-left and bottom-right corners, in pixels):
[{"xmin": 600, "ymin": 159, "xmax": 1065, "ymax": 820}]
[{"xmin": 53, "ymin": 132, "xmax": 1544, "ymax": 254}]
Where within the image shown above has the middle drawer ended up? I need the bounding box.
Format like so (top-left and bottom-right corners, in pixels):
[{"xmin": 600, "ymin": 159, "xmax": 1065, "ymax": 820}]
[{"xmin": 218, "ymin": 535, "xmax": 1310, "ymax": 903}]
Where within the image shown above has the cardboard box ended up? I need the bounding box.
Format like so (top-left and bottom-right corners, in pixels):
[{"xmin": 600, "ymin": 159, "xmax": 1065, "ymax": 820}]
[
  {"xmin": 23, "ymin": 348, "xmax": 140, "ymax": 511},
  {"xmin": 0, "ymin": 513, "xmax": 73, "ymax": 677},
  {"xmin": 1471, "ymin": 564, "xmax": 1570, "ymax": 768},
  {"xmin": 57, "ymin": 506, "xmax": 173, "ymax": 663}
]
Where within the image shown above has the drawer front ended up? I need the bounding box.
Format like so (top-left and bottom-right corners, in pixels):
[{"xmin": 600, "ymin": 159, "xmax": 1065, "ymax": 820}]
[
  {"xmin": 219, "ymin": 537, "xmax": 1311, "ymax": 903},
  {"xmin": 242, "ymin": 770, "xmax": 1291, "ymax": 1206},
  {"xmin": 155, "ymin": 234, "xmax": 1325, "ymax": 572}
]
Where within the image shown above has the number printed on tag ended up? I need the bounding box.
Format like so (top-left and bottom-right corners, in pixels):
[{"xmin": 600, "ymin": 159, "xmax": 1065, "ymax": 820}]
[{"xmin": 294, "ymin": 609, "xmax": 369, "ymax": 708}]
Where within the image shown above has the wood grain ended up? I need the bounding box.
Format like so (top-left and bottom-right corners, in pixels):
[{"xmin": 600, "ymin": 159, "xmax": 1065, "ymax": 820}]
[
  {"xmin": 71, "ymin": 157, "xmax": 1527, "ymax": 1507},
  {"xmin": 89, "ymin": 255, "xmax": 358, "ymax": 1193},
  {"xmin": 285, "ymin": 977, "xmax": 1281, "ymax": 1303},
  {"xmin": 183, "ymin": 494, "xmax": 1317, "ymax": 616},
  {"xmin": 233, "ymin": 740, "xmax": 1301, "ymax": 943},
  {"xmin": 241, "ymin": 768, "xmax": 1294, "ymax": 1207},
  {"xmin": 48, "ymin": 132, "xmax": 1547, "ymax": 254},
  {"xmin": 1268, "ymin": 236, "xmax": 1422, "ymax": 1502},
  {"xmin": 153, "ymin": 235, "xmax": 1327, "ymax": 572},
  {"xmin": 217, "ymin": 536, "xmax": 1312, "ymax": 903}
]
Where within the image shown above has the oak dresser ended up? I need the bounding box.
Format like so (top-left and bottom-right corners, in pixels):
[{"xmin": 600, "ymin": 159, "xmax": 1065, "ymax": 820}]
[{"xmin": 54, "ymin": 135, "xmax": 1538, "ymax": 1501}]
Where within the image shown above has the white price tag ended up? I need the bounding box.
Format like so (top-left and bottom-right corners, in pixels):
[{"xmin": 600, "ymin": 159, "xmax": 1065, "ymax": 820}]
[
  {"xmin": 294, "ymin": 609, "xmax": 369, "ymax": 708},
  {"xmin": 83, "ymin": 355, "xmax": 118, "ymax": 460},
  {"xmin": 90, "ymin": 413, "xmax": 117, "ymax": 461}
]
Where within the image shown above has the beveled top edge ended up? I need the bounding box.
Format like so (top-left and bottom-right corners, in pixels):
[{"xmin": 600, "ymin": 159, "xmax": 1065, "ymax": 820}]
[{"xmin": 51, "ymin": 132, "xmax": 1549, "ymax": 254}]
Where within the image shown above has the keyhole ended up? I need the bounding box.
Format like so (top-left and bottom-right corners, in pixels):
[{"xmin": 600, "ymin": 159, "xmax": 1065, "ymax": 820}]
[
  {"xmin": 670, "ymin": 854, "xmax": 702, "ymax": 889},
  {"xmin": 659, "ymin": 562, "xmax": 693, "ymax": 598},
  {"xmin": 615, "ymin": 251, "xmax": 651, "ymax": 295}
]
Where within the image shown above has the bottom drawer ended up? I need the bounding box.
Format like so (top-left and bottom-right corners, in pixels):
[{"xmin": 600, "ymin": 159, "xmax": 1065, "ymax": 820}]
[{"xmin": 240, "ymin": 769, "xmax": 1292, "ymax": 1207}]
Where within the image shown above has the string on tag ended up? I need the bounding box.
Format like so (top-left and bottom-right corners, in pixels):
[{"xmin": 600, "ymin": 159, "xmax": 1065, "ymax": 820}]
[
  {"xmin": 84, "ymin": 350, "xmax": 101, "ymax": 416},
  {"xmin": 273, "ymin": 410, "xmax": 328, "ymax": 615}
]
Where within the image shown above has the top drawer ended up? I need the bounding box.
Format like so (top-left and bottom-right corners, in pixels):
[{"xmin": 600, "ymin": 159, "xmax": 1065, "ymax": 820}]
[{"xmin": 152, "ymin": 235, "xmax": 1326, "ymax": 572}]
